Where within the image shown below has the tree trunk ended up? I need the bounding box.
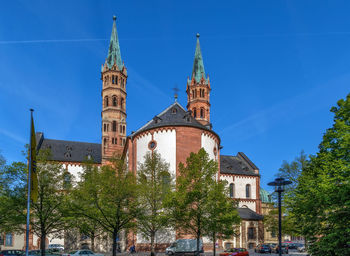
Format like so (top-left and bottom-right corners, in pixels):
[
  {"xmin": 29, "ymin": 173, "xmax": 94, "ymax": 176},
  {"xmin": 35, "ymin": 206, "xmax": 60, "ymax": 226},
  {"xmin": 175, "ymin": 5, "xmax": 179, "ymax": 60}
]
[
  {"xmin": 90, "ymin": 231, "xmax": 95, "ymax": 252},
  {"xmin": 112, "ymin": 230, "xmax": 118, "ymax": 256},
  {"xmin": 212, "ymin": 233, "xmax": 216, "ymax": 256},
  {"xmin": 40, "ymin": 231, "xmax": 46, "ymax": 256},
  {"xmin": 150, "ymin": 231, "xmax": 155, "ymax": 256}
]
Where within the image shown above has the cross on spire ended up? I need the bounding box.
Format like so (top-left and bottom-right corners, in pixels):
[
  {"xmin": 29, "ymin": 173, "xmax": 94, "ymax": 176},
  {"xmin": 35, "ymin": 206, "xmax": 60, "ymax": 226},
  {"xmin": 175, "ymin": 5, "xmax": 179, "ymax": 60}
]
[{"xmin": 173, "ymin": 86, "xmax": 179, "ymax": 102}]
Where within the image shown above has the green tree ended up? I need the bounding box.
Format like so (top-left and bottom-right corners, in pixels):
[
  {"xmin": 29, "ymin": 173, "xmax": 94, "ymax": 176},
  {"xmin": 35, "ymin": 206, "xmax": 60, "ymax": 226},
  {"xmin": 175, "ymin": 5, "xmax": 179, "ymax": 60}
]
[
  {"xmin": 136, "ymin": 152, "xmax": 173, "ymax": 256},
  {"xmin": 203, "ymin": 181, "xmax": 240, "ymax": 256},
  {"xmin": 291, "ymin": 93, "xmax": 350, "ymax": 255},
  {"xmin": 264, "ymin": 151, "xmax": 309, "ymax": 238},
  {"xmin": 5, "ymin": 150, "xmax": 68, "ymax": 256},
  {"xmin": 0, "ymin": 156, "xmax": 28, "ymax": 233},
  {"xmin": 166, "ymin": 148, "xmax": 239, "ymax": 256},
  {"xmin": 70, "ymin": 157, "xmax": 138, "ymax": 256}
]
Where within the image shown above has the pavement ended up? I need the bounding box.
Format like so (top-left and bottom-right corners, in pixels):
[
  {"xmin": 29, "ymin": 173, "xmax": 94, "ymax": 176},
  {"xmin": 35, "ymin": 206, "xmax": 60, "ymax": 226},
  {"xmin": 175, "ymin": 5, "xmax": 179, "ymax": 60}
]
[{"xmin": 110, "ymin": 250, "xmax": 309, "ymax": 256}]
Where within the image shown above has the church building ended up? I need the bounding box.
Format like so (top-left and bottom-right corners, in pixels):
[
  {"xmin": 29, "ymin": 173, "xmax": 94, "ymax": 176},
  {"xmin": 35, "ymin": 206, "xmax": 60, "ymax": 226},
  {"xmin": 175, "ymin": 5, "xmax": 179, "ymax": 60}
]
[{"xmin": 33, "ymin": 17, "xmax": 265, "ymax": 251}]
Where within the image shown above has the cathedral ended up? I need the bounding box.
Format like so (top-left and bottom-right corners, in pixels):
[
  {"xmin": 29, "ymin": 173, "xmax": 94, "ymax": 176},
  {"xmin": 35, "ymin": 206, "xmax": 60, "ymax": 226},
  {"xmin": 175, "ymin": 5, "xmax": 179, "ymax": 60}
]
[{"xmin": 31, "ymin": 17, "xmax": 268, "ymax": 251}]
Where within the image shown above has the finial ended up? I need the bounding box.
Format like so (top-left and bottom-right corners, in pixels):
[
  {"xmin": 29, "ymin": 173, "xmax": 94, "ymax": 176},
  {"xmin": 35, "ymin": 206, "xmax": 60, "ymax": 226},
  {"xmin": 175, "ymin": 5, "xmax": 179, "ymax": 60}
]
[
  {"xmin": 113, "ymin": 16, "xmax": 116, "ymax": 21},
  {"xmin": 173, "ymin": 86, "xmax": 179, "ymax": 102},
  {"xmin": 30, "ymin": 108, "xmax": 34, "ymax": 112},
  {"xmin": 196, "ymin": 33, "xmax": 200, "ymax": 38}
]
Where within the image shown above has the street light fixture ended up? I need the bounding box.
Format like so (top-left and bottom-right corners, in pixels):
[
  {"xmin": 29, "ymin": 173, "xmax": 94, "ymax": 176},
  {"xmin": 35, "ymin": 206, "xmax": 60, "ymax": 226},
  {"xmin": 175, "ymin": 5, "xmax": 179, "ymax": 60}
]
[{"xmin": 267, "ymin": 177, "xmax": 292, "ymax": 256}]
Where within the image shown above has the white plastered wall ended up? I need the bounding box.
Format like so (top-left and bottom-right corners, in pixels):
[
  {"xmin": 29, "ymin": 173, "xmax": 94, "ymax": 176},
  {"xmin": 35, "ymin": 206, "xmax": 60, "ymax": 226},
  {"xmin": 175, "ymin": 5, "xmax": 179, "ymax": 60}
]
[
  {"xmin": 66, "ymin": 164, "xmax": 84, "ymax": 182},
  {"xmin": 238, "ymin": 201, "xmax": 256, "ymax": 211},
  {"xmin": 136, "ymin": 130, "xmax": 176, "ymax": 244},
  {"xmin": 136, "ymin": 228, "xmax": 176, "ymax": 244},
  {"xmin": 153, "ymin": 130, "xmax": 176, "ymax": 177},
  {"xmin": 136, "ymin": 133, "xmax": 152, "ymax": 169},
  {"xmin": 234, "ymin": 176, "xmax": 256, "ymax": 200},
  {"xmin": 201, "ymin": 133, "xmax": 217, "ymax": 161}
]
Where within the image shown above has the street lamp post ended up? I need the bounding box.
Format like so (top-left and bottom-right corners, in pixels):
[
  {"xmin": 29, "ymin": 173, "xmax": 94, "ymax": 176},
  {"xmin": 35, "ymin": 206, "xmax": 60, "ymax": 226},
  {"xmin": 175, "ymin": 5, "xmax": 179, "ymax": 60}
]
[{"xmin": 267, "ymin": 178, "xmax": 292, "ymax": 256}]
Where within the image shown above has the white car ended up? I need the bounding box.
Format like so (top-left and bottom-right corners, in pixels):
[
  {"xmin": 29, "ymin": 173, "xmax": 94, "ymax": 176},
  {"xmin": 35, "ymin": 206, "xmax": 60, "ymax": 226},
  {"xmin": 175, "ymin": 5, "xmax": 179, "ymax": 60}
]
[
  {"xmin": 48, "ymin": 244, "xmax": 64, "ymax": 251},
  {"xmin": 62, "ymin": 250, "xmax": 104, "ymax": 256}
]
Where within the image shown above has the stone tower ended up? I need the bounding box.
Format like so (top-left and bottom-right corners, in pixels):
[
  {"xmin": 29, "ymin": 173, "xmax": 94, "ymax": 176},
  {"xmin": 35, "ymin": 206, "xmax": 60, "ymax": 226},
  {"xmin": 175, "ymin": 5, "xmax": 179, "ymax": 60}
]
[
  {"xmin": 186, "ymin": 34, "xmax": 211, "ymax": 126},
  {"xmin": 101, "ymin": 16, "xmax": 127, "ymax": 162}
]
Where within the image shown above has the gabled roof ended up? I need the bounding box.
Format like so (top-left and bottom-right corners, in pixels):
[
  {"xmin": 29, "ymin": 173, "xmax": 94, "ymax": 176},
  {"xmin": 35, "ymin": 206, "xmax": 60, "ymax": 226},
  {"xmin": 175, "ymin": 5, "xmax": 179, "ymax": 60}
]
[
  {"xmin": 220, "ymin": 154, "xmax": 259, "ymax": 176},
  {"xmin": 237, "ymin": 207, "xmax": 263, "ymax": 220},
  {"xmin": 36, "ymin": 132, "xmax": 101, "ymax": 164},
  {"xmin": 106, "ymin": 16, "xmax": 123, "ymax": 70},
  {"xmin": 133, "ymin": 102, "xmax": 216, "ymax": 137}
]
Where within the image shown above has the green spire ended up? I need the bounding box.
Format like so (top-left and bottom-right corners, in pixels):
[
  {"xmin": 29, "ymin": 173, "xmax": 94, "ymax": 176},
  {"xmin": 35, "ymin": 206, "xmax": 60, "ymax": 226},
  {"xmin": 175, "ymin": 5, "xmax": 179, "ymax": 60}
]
[
  {"xmin": 192, "ymin": 33, "xmax": 206, "ymax": 83},
  {"xmin": 106, "ymin": 16, "xmax": 123, "ymax": 70}
]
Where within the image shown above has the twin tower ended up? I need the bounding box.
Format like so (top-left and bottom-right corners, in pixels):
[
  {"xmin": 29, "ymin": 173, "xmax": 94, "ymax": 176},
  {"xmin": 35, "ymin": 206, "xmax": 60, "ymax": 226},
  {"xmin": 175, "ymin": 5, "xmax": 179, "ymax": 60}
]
[{"xmin": 101, "ymin": 17, "xmax": 212, "ymax": 160}]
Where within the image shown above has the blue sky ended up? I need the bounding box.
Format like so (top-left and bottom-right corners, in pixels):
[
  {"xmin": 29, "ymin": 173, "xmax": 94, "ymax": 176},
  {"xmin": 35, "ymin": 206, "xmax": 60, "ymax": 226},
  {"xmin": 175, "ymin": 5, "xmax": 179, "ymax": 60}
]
[{"xmin": 0, "ymin": 0, "xmax": 349, "ymax": 190}]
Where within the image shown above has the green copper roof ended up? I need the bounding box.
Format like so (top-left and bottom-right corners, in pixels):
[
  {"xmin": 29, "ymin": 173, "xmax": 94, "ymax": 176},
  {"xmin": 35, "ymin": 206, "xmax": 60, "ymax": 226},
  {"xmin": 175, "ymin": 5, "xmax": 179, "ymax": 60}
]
[
  {"xmin": 106, "ymin": 16, "xmax": 123, "ymax": 70},
  {"xmin": 191, "ymin": 33, "xmax": 207, "ymax": 83},
  {"xmin": 260, "ymin": 188, "xmax": 273, "ymax": 203}
]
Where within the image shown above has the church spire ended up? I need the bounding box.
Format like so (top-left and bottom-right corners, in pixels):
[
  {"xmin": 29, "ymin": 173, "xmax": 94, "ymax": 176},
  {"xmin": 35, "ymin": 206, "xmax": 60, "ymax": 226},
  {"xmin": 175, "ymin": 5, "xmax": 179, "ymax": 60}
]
[
  {"xmin": 192, "ymin": 33, "xmax": 206, "ymax": 83},
  {"xmin": 106, "ymin": 16, "xmax": 123, "ymax": 70},
  {"xmin": 186, "ymin": 33, "xmax": 211, "ymax": 127}
]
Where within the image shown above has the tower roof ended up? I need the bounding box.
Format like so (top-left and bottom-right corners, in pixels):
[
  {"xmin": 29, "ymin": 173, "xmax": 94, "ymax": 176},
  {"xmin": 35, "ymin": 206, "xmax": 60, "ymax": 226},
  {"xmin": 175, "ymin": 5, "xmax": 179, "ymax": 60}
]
[
  {"xmin": 191, "ymin": 33, "xmax": 207, "ymax": 83},
  {"xmin": 106, "ymin": 16, "xmax": 123, "ymax": 70}
]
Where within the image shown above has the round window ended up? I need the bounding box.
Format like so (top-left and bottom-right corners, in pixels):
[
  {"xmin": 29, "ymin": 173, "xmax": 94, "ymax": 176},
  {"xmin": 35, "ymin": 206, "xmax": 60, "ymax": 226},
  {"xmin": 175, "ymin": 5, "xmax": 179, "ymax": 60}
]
[{"xmin": 148, "ymin": 140, "xmax": 157, "ymax": 150}]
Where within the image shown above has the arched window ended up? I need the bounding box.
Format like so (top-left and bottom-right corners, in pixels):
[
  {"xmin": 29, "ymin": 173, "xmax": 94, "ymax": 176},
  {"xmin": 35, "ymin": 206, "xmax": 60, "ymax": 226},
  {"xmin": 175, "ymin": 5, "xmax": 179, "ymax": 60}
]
[
  {"xmin": 229, "ymin": 183, "xmax": 234, "ymax": 198},
  {"xmin": 112, "ymin": 96, "xmax": 117, "ymax": 106},
  {"xmin": 112, "ymin": 121, "xmax": 117, "ymax": 132},
  {"xmin": 103, "ymin": 123, "xmax": 107, "ymax": 132},
  {"xmin": 193, "ymin": 108, "xmax": 197, "ymax": 118},
  {"xmin": 246, "ymin": 184, "xmax": 251, "ymax": 198},
  {"xmin": 104, "ymin": 96, "xmax": 109, "ymax": 107},
  {"xmin": 104, "ymin": 138, "xmax": 107, "ymax": 146},
  {"xmin": 121, "ymin": 97, "xmax": 124, "ymax": 109},
  {"xmin": 200, "ymin": 108, "xmax": 204, "ymax": 118},
  {"xmin": 123, "ymin": 125, "xmax": 125, "ymax": 134},
  {"xmin": 112, "ymin": 75, "xmax": 115, "ymax": 84},
  {"xmin": 192, "ymin": 90, "xmax": 195, "ymax": 99},
  {"xmin": 115, "ymin": 76, "xmax": 118, "ymax": 85}
]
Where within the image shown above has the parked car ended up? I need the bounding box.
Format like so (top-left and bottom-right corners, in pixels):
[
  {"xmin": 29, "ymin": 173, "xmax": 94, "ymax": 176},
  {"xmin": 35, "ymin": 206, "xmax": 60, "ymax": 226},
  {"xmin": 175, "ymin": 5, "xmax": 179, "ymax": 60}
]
[
  {"xmin": 271, "ymin": 244, "xmax": 289, "ymax": 254},
  {"xmin": 48, "ymin": 244, "xmax": 64, "ymax": 252},
  {"xmin": 28, "ymin": 249, "xmax": 60, "ymax": 256},
  {"xmin": 254, "ymin": 244, "xmax": 271, "ymax": 253},
  {"xmin": 297, "ymin": 245, "xmax": 306, "ymax": 252},
  {"xmin": 62, "ymin": 250, "xmax": 103, "ymax": 256},
  {"xmin": 0, "ymin": 250, "xmax": 23, "ymax": 256},
  {"xmin": 219, "ymin": 248, "xmax": 249, "ymax": 256},
  {"xmin": 165, "ymin": 239, "xmax": 203, "ymax": 255}
]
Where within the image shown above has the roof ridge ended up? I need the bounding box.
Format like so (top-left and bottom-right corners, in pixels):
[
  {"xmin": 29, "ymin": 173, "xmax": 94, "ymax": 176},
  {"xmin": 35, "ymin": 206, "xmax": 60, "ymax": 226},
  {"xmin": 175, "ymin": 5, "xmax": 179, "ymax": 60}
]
[
  {"xmin": 135, "ymin": 102, "xmax": 187, "ymax": 133},
  {"xmin": 43, "ymin": 138, "xmax": 101, "ymax": 146}
]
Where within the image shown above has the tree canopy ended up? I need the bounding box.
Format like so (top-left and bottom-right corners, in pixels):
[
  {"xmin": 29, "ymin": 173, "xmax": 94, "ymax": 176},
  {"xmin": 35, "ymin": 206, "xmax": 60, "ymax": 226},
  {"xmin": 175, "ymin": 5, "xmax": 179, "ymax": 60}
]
[
  {"xmin": 136, "ymin": 151, "xmax": 173, "ymax": 256},
  {"xmin": 291, "ymin": 93, "xmax": 350, "ymax": 255}
]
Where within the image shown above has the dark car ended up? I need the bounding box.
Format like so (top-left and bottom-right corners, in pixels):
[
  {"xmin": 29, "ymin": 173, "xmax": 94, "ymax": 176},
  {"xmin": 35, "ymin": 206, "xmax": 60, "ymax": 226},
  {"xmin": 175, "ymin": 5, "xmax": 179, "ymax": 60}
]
[
  {"xmin": 0, "ymin": 251, "xmax": 24, "ymax": 256},
  {"xmin": 271, "ymin": 244, "xmax": 289, "ymax": 254},
  {"xmin": 254, "ymin": 244, "xmax": 271, "ymax": 253}
]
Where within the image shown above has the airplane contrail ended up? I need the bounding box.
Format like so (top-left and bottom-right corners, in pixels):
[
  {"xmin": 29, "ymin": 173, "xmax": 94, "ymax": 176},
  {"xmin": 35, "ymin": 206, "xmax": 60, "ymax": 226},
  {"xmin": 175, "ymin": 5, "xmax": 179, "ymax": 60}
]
[{"xmin": 0, "ymin": 38, "xmax": 108, "ymax": 45}]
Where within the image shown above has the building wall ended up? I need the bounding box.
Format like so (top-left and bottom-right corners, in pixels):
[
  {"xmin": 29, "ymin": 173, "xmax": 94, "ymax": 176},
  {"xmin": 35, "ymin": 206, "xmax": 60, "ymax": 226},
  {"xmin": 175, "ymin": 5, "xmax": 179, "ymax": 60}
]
[
  {"xmin": 0, "ymin": 233, "xmax": 25, "ymax": 250},
  {"xmin": 65, "ymin": 164, "xmax": 84, "ymax": 182},
  {"xmin": 136, "ymin": 133, "xmax": 152, "ymax": 167},
  {"xmin": 153, "ymin": 129, "xmax": 176, "ymax": 177},
  {"xmin": 201, "ymin": 133, "xmax": 218, "ymax": 161}
]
